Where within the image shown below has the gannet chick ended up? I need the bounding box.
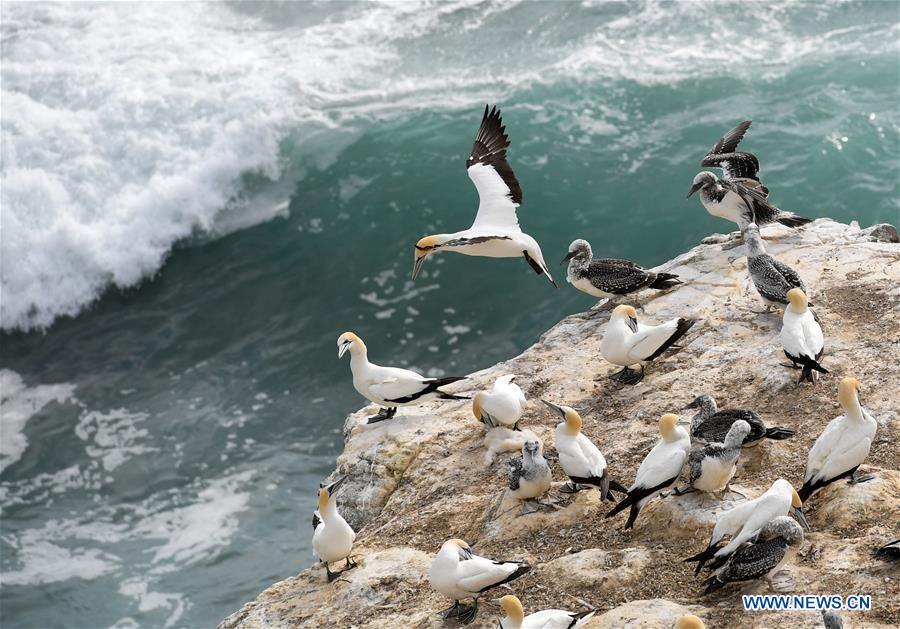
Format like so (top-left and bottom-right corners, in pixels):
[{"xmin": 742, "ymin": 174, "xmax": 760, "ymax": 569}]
[
  {"xmin": 599, "ymin": 305, "xmax": 696, "ymax": 385},
  {"xmin": 337, "ymin": 332, "xmax": 467, "ymax": 423},
  {"xmin": 507, "ymin": 439, "xmax": 553, "ymax": 513},
  {"xmin": 684, "ymin": 394, "xmax": 795, "ymax": 446},
  {"xmin": 798, "ymin": 377, "xmax": 877, "ymax": 501},
  {"xmin": 311, "ymin": 476, "xmax": 356, "ymax": 582},
  {"xmin": 497, "ymin": 594, "xmax": 596, "ymax": 629},
  {"xmin": 412, "ymin": 105, "xmax": 556, "ymax": 287},
  {"xmin": 676, "ymin": 420, "xmax": 750, "ymax": 496},
  {"xmin": 561, "ymin": 239, "xmax": 681, "ymax": 301},
  {"xmin": 430, "ymin": 538, "xmax": 530, "ymax": 625},
  {"xmin": 473, "ymin": 375, "xmax": 527, "ymax": 430},
  {"xmin": 674, "ymin": 615, "xmax": 707, "ymax": 629},
  {"xmin": 702, "ymin": 516, "xmax": 804, "ymax": 595},
  {"xmin": 780, "ymin": 288, "xmax": 827, "ymax": 384},
  {"xmin": 684, "ymin": 478, "xmax": 808, "ymax": 574},
  {"xmin": 544, "ymin": 401, "xmax": 626, "ymax": 498},
  {"xmin": 822, "ymin": 609, "xmax": 844, "ymax": 629},
  {"xmin": 743, "ymin": 222, "xmax": 807, "ymax": 310},
  {"xmin": 605, "ymin": 414, "xmax": 690, "ymax": 529}
]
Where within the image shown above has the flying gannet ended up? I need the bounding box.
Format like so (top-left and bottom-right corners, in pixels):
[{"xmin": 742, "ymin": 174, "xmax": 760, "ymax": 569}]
[
  {"xmin": 311, "ymin": 476, "xmax": 356, "ymax": 582},
  {"xmin": 561, "ymin": 239, "xmax": 681, "ymax": 302},
  {"xmin": 822, "ymin": 609, "xmax": 844, "ymax": 629},
  {"xmin": 798, "ymin": 377, "xmax": 877, "ymax": 501},
  {"xmin": 507, "ymin": 439, "xmax": 553, "ymax": 513},
  {"xmin": 684, "ymin": 478, "xmax": 808, "ymax": 575},
  {"xmin": 473, "ymin": 375, "xmax": 527, "ymax": 430},
  {"xmin": 412, "ymin": 105, "xmax": 555, "ymax": 286},
  {"xmin": 780, "ymin": 288, "xmax": 827, "ymax": 384},
  {"xmin": 544, "ymin": 401, "xmax": 626, "ymax": 498},
  {"xmin": 701, "ymin": 516, "xmax": 804, "ymax": 595},
  {"xmin": 599, "ymin": 305, "xmax": 696, "ymax": 385},
  {"xmin": 337, "ymin": 332, "xmax": 467, "ymax": 422},
  {"xmin": 497, "ymin": 594, "xmax": 596, "ymax": 629},
  {"xmin": 676, "ymin": 420, "xmax": 751, "ymax": 497},
  {"xmin": 430, "ymin": 538, "xmax": 530, "ymax": 625},
  {"xmin": 674, "ymin": 615, "xmax": 706, "ymax": 629},
  {"xmin": 743, "ymin": 222, "xmax": 808, "ymax": 310},
  {"xmin": 605, "ymin": 413, "xmax": 691, "ymax": 529},
  {"xmin": 684, "ymin": 394, "xmax": 795, "ymax": 446}
]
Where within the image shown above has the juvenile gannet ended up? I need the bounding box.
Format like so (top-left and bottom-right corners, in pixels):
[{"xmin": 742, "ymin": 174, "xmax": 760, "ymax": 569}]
[
  {"xmin": 337, "ymin": 332, "xmax": 467, "ymax": 422},
  {"xmin": 473, "ymin": 375, "xmax": 527, "ymax": 430},
  {"xmin": 561, "ymin": 239, "xmax": 681, "ymax": 301},
  {"xmin": 780, "ymin": 288, "xmax": 827, "ymax": 384},
  {"xmin": 676, "ymin": 420, "xmax": 750, "ymax": 496},
  {"xmin": 684, "ymin": 478, "xmax": 808, "ymax": 574},
  {"xmin": 412, "ymin": 105, "xmax": 555, "ymax": 287},
  {"xmin": 674, "ymin": 615, "xmax": 706, "ymax": 629},
  {"xmin": 497, "ymin": 594, "xmax": 595, "ymax": 629},
  {"xmin": 743, "ymin": 222, "xmax": 807, "ymax": 310},
  {"xmin": 430, "ymin": 538, "xmax": 530, "ymax": 625},
  {"xmin": 605, "ymin": 413, "xmax": 690, "ymax": 529},
  {"xmin": 599, "ymin": 305, "xmax": 696, "ymax": 385},
  {"xmin": 507, "ymin": 439, "xmax": 553, "ymax": 512},
  {"xmin": 798, "ymin": 377, "xmax": 877, "ymax": 501},
  {"xmin": 311, "ymin": 476, "xmax": 356, "ymax": 582},
  {"xmin": 822, "ymin": 609, "xmax": 844, "ymax": 629},
  {"xmin": 701, "ymin": 516, "xmax": 804, "ymax": 595},
  {"xmin": 684, "ymin": 395, "xmax": 795, "ymax": 446},
  {"xmin": 544, "ymin": 401, "xmax": 626, "ymax": 498}
]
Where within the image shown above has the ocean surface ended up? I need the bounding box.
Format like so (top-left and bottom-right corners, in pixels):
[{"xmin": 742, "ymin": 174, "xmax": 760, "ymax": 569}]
[{"xmin": 1, "ymin": 1, "xmax": 898, "ymax": 626}]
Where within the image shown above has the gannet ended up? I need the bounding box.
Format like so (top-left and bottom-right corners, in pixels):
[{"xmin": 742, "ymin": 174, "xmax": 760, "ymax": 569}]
[
  {"xmin": 337, "ymin": 332, "xmax": 467, "ymax": 422},
  {"xmin": 497, "ymin": 594, "xmax": 596, "ymax": 629},
  {"xmin": 473, "ymin": 375, "xmax": 527, "ymax": 430},
  {"xmin": 429, "ymin": 538, "xmax": 530, "ymax": 625},
  {"xmin": 798, "ymin": 377, "xmax": 877, "ymax": 501},
  {"xmin": 674, "ymin": 615, "xmax": 706, "ymax": 629},
  {"xmin": 684, "ymin": 394, "xmax": 795, "ymax": 446},
  {"xmin": 311, "ymin": 476, "xmax": 356, "ymax": 582},
  {"xmin": 412, "ymin": 105, "xmax": 555, "ymax": 287},
  {"xmin": 822, "ymin": 609, "xmax": 844, "ymax": 629},
  {"xmin": 875, "ymin": 539, "xmax": 900, "ymax": 561},
  {"xmin": 605, "ymin": 413, "xmax": 690, "ymax": 529},
  {"xmin": 599, "ymin": 305, "xmax": 696, "ymax": 385},
  {"xmin": 676, "ymin": 420, "xmax": 750, "ymax": 496},
  {"xmin": 544, "ymin": 401, "xmax": 626, "ymax": 498},
  {"xmin": 743, "ymin": 222, "xmax": 807, "ymax": 310},
  {"xmin": 507, "ymin": 439, "xmax": 552, "ymax": 512},
  {"xmin": 561, "ymin": 239, "xmax": 681, "ymax": 301},
  {"xmin": 684, "ymin": 478, "xmax": 808, "ymax": 574},
  {"xmin": 781, "ymin": 288, "xmax": 827, "ymax": 384},
  {"xmin": 701, "ymin": 516, "xmax": 804, "ymax": 595}
]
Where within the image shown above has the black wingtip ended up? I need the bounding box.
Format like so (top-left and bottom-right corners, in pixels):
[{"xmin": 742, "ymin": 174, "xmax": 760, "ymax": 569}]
[
  {"xmin": 777, "ymin": 214, "xmax": 814, "ymax": 228},
  {"xmin": 645, "ymin": 317, "xmax": 696, "ymax": 362},
  {"xmin": 765, "ymin": 426, "xmax": 796, "ymax": 440}
]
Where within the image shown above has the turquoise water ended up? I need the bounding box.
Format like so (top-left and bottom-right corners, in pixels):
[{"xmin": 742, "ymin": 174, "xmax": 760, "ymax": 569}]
[{"xmin": 1, "ymin": 1, "xmax": 898, "ymax": 626}]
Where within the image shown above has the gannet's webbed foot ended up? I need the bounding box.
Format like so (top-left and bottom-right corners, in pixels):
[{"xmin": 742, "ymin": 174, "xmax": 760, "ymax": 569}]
[
  {"xmin": 325, "ymin": 563, "xmax": 339, "ymax": 582},
  {"xmin": 438, "ymin": 601, "xmax": 462, "ymax": 619},
  {"xmin": 457, "ymin": 599, "xmax": 478, "ymax": 625},
  {"xmin": 559, "ymin": 481, "xmax": 581, "ymax": 494},
  {"xmin": 609, "ymin": 365, "xmax": 644, "ymax": 385},
  {"xmin": 344, "ymin": 556, "xmax": 357, "ymax": 570},
  {"xmin": 519, "ymin": 500, "xmax": 541, "ymax": 515},
  {"xmin": 367, "ymin": 406, "xmax": 397, "ymax": 424},
  {"xmin": 724, "ymin": 485, "xmax": 746, "ymax": 500},
  {"xmin": 672, "ymin": 485, "xmax": 695, "ymax": 496},
  {"xmin": 512, "ymin": 422, "xmax": 522, "ymax": 431},
  {"xmin": 849, "ymin": 470, "xmax": 875, "ymax": 484}
]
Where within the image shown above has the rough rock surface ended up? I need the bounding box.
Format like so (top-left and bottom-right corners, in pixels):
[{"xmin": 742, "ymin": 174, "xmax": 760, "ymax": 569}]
[{"xmin": 220, "ymin": 220, "xmax": 899, "ymax": 629}]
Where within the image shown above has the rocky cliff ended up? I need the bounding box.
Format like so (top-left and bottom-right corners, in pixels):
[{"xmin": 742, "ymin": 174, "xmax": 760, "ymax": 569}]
[{"xmin": 220, "ymin": 219, "xmax": 899, "ymax": 629}]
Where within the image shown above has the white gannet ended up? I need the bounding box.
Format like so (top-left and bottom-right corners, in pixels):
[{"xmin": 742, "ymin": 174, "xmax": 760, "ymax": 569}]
[
  {"xmin": 599, "ymin": 305, "xmax": 696, "ymax": 385},
  {"xmin": 684, "ymin": 478, "xmax": 808, "ymax": 574},
  {"xmin": 507, "ymin": 439, "xmax": 553, "ymax": 512},
  {"xmin": 311, "ymin": 476, "xmax": 356, "ymax": 582},
  {"xmin": 544, "ymin": 401, "xmax": 626, "ymax": 498},
  {"xmin": 822, "ymin": 609, "xmax": 844, "ymax": 629},
  {"xmin": 676, "ymin": 420, "xmax": 750, "ymax": 496},
  {"xmin": 684, "ymin": 394, "xmax": 795, "ymax": 446},
  {"xmin": 743, "ymin": 222, "xmax": 807, "ymax": 310},
  {"xmin": 561, "ymin": 239, "xmax": 681, "ymax": 301},
  {"xmin": 337, "ymin": 332, "xmax": 467, "ymax": 423},
  {"xmin": 674, "ymin": 615, "xmax": 707, "ymax": 629},
  {"xmin": 412, "ymin": 105, "xmax": 556, "ymax": 287},
  {"xmin": 473, "ymin": 375, "xmax": 527, "ymax": 430},
  {"xmin": 798, "ymin": 377, "xmax": 877, "ymax": 501},
  {"xmin": 780, "ymin": 288, "xmax": 827, "ymax": 384},
  {"xmin": 701, "ymin": 516, "xmax": 804, "ymax": 595},
  {"xmin": 497, "ymin": 594, "xmax": 595, "ymax": 629},
  {"xmin": 605, "ymin": 413, "xmax": 691, "ymax": 529},
  {"xmin": 430, "ymin": 538, "xmax": 530, "ymax": 625}
]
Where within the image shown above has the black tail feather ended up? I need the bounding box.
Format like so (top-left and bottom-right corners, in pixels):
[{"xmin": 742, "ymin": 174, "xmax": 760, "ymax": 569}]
[
  {"xmin": 605, "ymin": 494, "xmax": 633, "ymax": 519},
  {"xmin": 476, "ymin": 563, "xmax": 530, "ymax": 593},
  {"xmin": 608, "ymin": 479, "xmax": 629, "ymax": 494},
  {"xmin": 798, "ymin": 465, "xmax": 858, "ymax": 502},
  {"xmin": 702, "ymin": 575, "xmax": 726, "ymax": 596},
  {"xmin": 646, "ymin": 318, "xmax": 696, "ymax": 362},
  {"xmin": 777, "ymin": 213, "xmax": 814, "ymax": 228},
  {"xmin": 764, "ymin": 426, "xmax": 795, "ymax": 440},
  {"xmin": 649, "ymin": 272, "xmax": 682, "ymax": 290}
]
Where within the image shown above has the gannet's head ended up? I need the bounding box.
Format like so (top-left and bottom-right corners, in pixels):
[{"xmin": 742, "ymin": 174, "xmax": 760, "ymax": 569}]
[
  {"xmin": 522, "ymin": 439, "xmax": 542, "ymax": 457},
  {"xmin": 412, "ymin": 235, "xmax": 448, "ymax": 280},
  {"xmin": 337, "ymin": 332, "xmax": 365, "ymax": 358},
  {"xmin": 675, "ymin": 614, "xmax": 706, "ymax": 629},
  {"xmin": 444, "ymin": 538, "xmax": 473, "ymax": 559},
  {"xmin": 838, "ymin": 376, "xmax": 861, "ymax": 412},
  {"xmin": 498, "ymin": 595, "xmax": 524, "ymax": 624},
  {"xmin": 684, "ymin": 394, "xmax": 715, "ymax": 412},
  {"xmin": 317, "ymin": 476, "xmax": 347, "ymax": 511},
  {"xmin": 560, "ymin": 238, "xmax": 592, "ymax": 266},
  {"xmin": 687, "ymin": 171, "xmax": 717, "ymax": 198},
  {"xmin": 542, "ymin": 400, "xmax": 582, "ymax": 436},
  {"xmin": 762, "ymin": 516, "xmax": 804, "ymax": 546},
  {"xmin": 724, "ymin": 419, "xmax": 751, "ymax": 447},
  {"xmin": 659, "ymin": 413, "xmax": 680, "ymax": 441},
  {"xmin": 472, "ymin": 391, "xmax": 486, "ymax": 421},
  {"xmin": 786, "ymin": 287, "xmax": 809, "ymax": 313},
  {"xmin": 611, "ymin": 304, "xmax": 639, "ymax": 333},
  {"xmin": 772, "ymin": 478, "xmax": 809, "ymax": 531}
]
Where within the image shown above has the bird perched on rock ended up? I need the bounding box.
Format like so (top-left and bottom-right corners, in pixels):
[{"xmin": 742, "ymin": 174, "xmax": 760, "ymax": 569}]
[
  {"xmin": 337, "ymin": 332, "xmax": 467, "ymax": 422},
  {"xmin": 600, "ymin": 305, "xmax": 696, "ymax": 385},
  {"xmin": 606, "ymin": 413, "xmax": 691, "ymax": 529},
  {"xmin": 560, "ymin": 238, "xmax": 680, "ymax": 301},
  {"xmin": 496, "ymin": 594, "xmax": 596, "ymax": 629},
  {"xmin": 780, "ymin": 288, "xmax": 827, "ymax": 384},
  {"xmin": 312, "ymin": 476, "xmax": 356, "ymax": 582},
  {"xmin": 544, "ymin": 401, "xmax": 626, "ymax": 499},
  {"xmin": 684, "ymin": 394, "xmax": 795, "ymax": 446},
  {"xmin": 674, "ymin": 615, "xmax": 706, "ymax": 629},
  {"xmin": 676, "ymin": 420, "xmax": 750, "ymax": 497},
  {"xmin": 412, "ymin": 105, "xmax": 555, "ymax": 286},
  {"xmin": 473, "ymin": 375, "xmax": 527, "ymax": 430},
  {"xmin": 743, "ymin": 222, "xmax": 808, "ymax": 310},
  {"xmin": 507, "ymin": 439, "xmax": 553, "ymax": 513},
  {"xmin": 701, "ymin": 516, "xmax": 805, "ymax": 595},
  {"xmin": 799, "ymin": 377, "xmax": 877, "ymax": 501},
  {"xmin": 430, "ymin": 538, "xmax": 530, "ymax": 625}
]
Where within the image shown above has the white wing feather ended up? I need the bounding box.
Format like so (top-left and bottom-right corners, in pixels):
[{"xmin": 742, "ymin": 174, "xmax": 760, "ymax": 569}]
[
  {"xmin": 455, "ymin": 554, "xmax": 519, "ymax": 593},
  {"xmin": 468, "ymin": 162, "xmax": 521, "ymax": 231}
]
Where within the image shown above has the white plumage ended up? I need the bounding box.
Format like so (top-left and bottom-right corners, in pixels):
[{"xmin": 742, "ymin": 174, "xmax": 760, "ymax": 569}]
[
  {"xmin": 545, "ymin": 401, "xmax": 616, "ymax": 499},
  {"xmin": 498, "ymin": 595, "xmax": 595, "ymax": 629},
  {"xmin": 780, "ymin": 288, "xmax": 826, "ymax": 383},
  {"xmin": 473, "ymin": 374, "xmax": 527, "ymax": 429},
  {"xmin": 311, "ymin": 478, "xmax": 356, "ymax": 581}
]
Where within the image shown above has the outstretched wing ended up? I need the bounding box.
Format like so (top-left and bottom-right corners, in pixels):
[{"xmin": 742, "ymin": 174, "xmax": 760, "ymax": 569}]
[
  {"xmin": 467, "ymin": 105, "xmax": 522, "ymax": 231},
  {"xmin": 706, "ymin": 120, "xmax": 752, "ymax": 156},
  {"xmin": 700, "ymin": 121, "xmax": 761, "ymax": 182}
]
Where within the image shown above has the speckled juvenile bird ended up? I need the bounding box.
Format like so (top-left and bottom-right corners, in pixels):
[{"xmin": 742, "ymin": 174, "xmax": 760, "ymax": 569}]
[
  {"xmin": 743, "ymin": 222, "xmax": 807, "ymax": 310},
  {"xmin": 684, "ymin": 394, "xmax": 795, "ymax": 446},
  {"xmin": 507, "ymin": 439, "xmax": 552, "ymax": 513},
  {"xmin": 676, "ymin": 420, "xmax": 751, "ymax": 497}
]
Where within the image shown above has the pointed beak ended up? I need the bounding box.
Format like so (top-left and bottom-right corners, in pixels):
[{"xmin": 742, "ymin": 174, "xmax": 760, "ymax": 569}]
[
  {"xmin": 541, "ymin": 399, "xmax": 566, "ymax": 418},
  {"xmin": 791, "ymin": 506, "xmax": 810, "ymax": 532},
  {"xmin": 559, "ymin": 251, "xmax": 576, "ymax": 266},
  {"xmin": 412, "ymin": 252, "xmax": 427, "ymax": 280},
  {"xmin": 677, "ymin": 417, "xmax": 691, "ymax": 425},
  {"xmin": 338, "ymin": 341, "xmax": 350, "ymax": 359},
  {"xmin": 627, "ymin": 316, "xmax": 638, "ymax": 333},
  {"xmin": 686, "ymin": 182, "xmax": 703, "ymax": 198}
]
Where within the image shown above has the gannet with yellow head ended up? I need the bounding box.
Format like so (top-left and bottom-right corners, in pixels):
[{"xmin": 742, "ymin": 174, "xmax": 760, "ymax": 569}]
[
  {"xmin": 496, "ymin": 594, "xmax": 595, "ymax": 629},
  {"xmin": 675, "ymin": 614, "xmax": 707, "ymax": 629},
  {"xmin": 311, "ymin": 476, "xmax": 356, "ymax": 582},
  {"xmin": 780, "ymin": 288, "xmax": 827, "ymax": 384},
  {"xmin": 472, "ymin": 374, "xmax": 527, "ymax": 430}
]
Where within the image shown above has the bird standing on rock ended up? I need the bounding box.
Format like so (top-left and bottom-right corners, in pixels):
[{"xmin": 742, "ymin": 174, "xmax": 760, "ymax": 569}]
[
  {"xmin": 743, "ymin": 222, "xmax": 808, "ymax": 311},
  {"xmin": 780, "ymin": 288, "xmax": 827, "ymax": 384},
  {"xmin": 676, "ymin": 420, "xmax": 751, "ymax": 498},
  {"xmin": 312, "ymin": 476, "xmax": 356, "ymax": 582},
  {"xmin": 473, "ymin": 374, "xmax": 527, "ymax": 430},
  {"xmin": 683, "ymin": 394, "xmax": 795, "ymax": 446},
  {"xmin": 507, "ymin": 439, "xmax": 553, "ymax": 513}
]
